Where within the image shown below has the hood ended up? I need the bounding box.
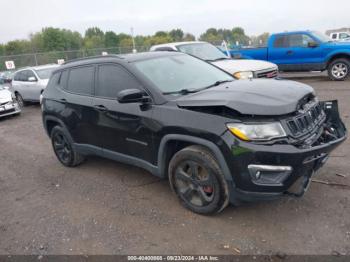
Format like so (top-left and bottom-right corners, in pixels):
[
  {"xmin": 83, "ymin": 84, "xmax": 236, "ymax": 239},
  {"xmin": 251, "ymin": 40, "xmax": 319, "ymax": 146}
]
[
  {"xmin": 211, "ymin": 59, "xmax": 277, "ymax": 74},
  {"xmin": 0, "ymin": 88, "xmax": 13, "ymax": 104},
  {"xmin": 175, "ymin": 79, "xmax": 314, "ymax": 116}
]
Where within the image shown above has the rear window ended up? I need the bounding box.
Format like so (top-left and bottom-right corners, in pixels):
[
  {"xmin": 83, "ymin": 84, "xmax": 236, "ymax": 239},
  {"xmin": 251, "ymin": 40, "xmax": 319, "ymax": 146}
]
[
  {"xmin": 273, "ymin": 36, "xmax": 288, "ymax": 48},
  {"xmin": 67, "ymin": 66, "xmax": 94, "ymax": 95}
]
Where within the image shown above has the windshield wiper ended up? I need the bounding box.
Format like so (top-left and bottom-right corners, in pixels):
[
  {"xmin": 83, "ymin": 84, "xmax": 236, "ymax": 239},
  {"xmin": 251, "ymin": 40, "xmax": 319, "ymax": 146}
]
[
  {"xmin": 202, "ymin": 79, "xmax": 234, "ymax": 89},
  {"xmin": 163, "ymin": 89, "xmax": 200, "ymax": 95},
  {"xmin": 163, "ymin": 80, "xmax": 234, "ymax": 95},
  {"xmin": 207, "ymin": 57, "xmax": 230, "ymax": 62}
]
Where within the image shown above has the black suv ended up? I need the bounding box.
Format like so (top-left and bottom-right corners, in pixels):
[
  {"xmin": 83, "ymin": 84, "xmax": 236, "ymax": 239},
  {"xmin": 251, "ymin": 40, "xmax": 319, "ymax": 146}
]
[{"xmin": 42, "ymin": 52, "xmax": 346, "ymax": 214}]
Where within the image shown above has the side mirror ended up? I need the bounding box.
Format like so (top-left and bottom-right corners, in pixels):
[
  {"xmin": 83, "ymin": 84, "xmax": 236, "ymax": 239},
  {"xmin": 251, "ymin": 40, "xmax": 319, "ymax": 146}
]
[
  {"xmin": 308, "ymin": 41, "xmax": 318, "ymax": 48},
  {"xmin": 28, "ymin": 76, "xmax": 37, "ymax": 82},
  {"xmin": 117, "ymin": 89, "xmax": 150, "ymax": 104}
]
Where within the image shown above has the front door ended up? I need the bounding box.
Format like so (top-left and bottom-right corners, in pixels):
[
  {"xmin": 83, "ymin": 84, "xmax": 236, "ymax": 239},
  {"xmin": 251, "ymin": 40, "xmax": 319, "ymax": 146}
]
[
  {"xmin": 92, "ymin": 63, "xmax": 155, "ymax": 164},
  {"xmin": 270, "ymin": 33, "xmax": 324, "ymax": 71}
]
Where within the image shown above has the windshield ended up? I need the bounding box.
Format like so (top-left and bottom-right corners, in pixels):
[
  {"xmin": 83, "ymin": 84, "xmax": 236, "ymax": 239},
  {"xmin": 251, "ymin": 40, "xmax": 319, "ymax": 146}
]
[
  {"xmin": 35, "ymin": 67, "xmax": 56, "ymax": 79},
  {"xmin": 177, "ymin": 43, "xmax": 228, "ymax": 61},
  {"xmin": 133, "ymin": 54, "xmax": 234, "ymax": 94},
  {"xmin": 311, "ymin": 31, "xmax": 331, "ymax": 43}
]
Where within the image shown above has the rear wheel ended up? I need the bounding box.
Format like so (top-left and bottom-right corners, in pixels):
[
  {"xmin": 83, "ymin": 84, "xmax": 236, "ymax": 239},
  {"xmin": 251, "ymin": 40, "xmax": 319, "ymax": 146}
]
[
  {"xmin": 328, "ymin": 58, "xmax": 350, "ymax": 81},
  {"xmin": 169, "ymin": 145, "xmax": 229, "ymax": 215},
  {"xmin": 15, "ymin": 93, "xmax": 25, "ymax": 108},
  {"xmin": 51, "ymin": 126, "xmax": 85, "ymax": 167}
]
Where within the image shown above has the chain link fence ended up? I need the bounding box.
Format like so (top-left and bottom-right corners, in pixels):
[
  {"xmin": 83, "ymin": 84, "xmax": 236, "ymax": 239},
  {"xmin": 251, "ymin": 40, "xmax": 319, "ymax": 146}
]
[{"xmin": 0, "ymin": 45, "xmax": 151, "ymax": 72}]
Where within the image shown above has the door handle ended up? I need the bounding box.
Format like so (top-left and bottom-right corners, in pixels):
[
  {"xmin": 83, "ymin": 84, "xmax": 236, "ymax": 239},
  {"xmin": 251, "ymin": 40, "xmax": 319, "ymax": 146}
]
[
  {"xmin": 94, "ymin": 105, "xmax": 108, "ymax": 112},
  {"xmin": 286, "ymin": 50, "xmax": 293, "ymax": 55},
  {"xmin": 59, "ymin": 98, "xmax": 67, "ymax": 104}
]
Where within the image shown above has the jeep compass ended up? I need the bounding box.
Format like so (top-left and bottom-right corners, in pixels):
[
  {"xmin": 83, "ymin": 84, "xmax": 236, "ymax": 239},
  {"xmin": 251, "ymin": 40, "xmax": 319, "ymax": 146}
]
[{"xmin": 42, "ymin": 52, "xmax": 346, "ymax": 214}]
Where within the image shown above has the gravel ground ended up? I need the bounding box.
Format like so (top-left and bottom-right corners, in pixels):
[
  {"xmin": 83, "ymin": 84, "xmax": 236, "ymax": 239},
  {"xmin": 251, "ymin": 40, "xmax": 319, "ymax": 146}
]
[{"xmin": 0, "ymin": 74, "xmax": 349, "ymax": 256}]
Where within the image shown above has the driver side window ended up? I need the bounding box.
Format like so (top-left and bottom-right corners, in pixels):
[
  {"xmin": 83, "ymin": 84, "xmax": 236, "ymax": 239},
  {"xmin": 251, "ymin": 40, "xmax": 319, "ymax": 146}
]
[{"xmin": 96, "ymin": 64, "xmax": 143, "ymax": 99}]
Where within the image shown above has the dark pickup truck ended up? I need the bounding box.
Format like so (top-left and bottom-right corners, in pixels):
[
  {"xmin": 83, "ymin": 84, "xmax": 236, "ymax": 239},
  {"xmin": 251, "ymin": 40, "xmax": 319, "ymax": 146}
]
[{"xmin": 230, "ymin": 31, "xmax": 350, "ymax": 81}]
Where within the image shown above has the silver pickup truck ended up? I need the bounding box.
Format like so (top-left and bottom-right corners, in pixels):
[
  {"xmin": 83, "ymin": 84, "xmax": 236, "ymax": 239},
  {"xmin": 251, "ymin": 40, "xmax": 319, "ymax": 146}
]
[{"xmin": 150, "ymin": 41, "xmax": 278, "ymax": 80}]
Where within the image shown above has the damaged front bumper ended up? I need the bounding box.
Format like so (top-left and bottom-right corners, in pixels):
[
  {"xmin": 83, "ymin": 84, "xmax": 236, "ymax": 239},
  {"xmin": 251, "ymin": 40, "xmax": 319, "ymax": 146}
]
[
  {"xmin": 0, "ymin": 101, "xmax": 21, "ymax": 118},
  {"xmin": 222, "ymin": 100, "xmax": 347, "ymax": 204}
]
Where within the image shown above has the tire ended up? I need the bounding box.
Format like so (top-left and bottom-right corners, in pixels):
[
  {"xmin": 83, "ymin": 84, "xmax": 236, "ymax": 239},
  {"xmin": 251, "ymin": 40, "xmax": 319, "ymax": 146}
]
[
  {"xmin": 50, "ymin": 125, "xmax": 85, "ymax": 167},
  {"xmin": 15, "ymin": 93, "xmax": 25, "ymax": 108},
  {"xmin": 328, "ymin": 58, "xmax": 350, "ymax": 81},
  {"xmin": 168, "ymin": 145, "xmax": 229, "ymax": 215}
]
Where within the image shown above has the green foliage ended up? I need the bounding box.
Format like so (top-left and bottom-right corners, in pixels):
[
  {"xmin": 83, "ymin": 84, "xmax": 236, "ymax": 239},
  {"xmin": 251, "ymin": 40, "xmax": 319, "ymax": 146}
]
[
  {"xmin": 169, "ymin": 29, "xmax": 184, "ymax": 42},
  {"xmin": 200, "ymin": 27, "xmax": 251, "ymax": 46},
  {"xmin": 85, "ymin": 27, "xmax": 104, "ymax": 38},
  {"xmin": 105, "ymin": 31, "xmax": 119, "ymax": 47},
  {"xmin": 0, "ymin": 26, "xmax": 259, "ymax": 59}
]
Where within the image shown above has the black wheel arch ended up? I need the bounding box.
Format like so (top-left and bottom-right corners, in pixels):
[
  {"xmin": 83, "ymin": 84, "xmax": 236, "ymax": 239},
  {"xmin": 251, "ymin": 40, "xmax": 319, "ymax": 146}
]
[
  {"xmin": 327, "ymin": 53, "xmax": 350, "ymax": 68},
  {"xmin": 157, "ymin": 134, "xmax": 234, "ymax": 186},
  {"xmin": 43, "ymin": 115, "xmax": 72, "ymax": 142}
]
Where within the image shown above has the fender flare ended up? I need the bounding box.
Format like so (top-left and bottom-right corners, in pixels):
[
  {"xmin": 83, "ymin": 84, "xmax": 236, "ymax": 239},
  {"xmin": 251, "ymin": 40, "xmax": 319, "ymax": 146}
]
[
  {"xmin": 326, "ymin": 51, "xmax": 350, "ymax": 66},
  {"xmin": 157, "ymin": 134, "xmax": 234, "ymax": 185},
  {"xmin": 43, "ymin": 115, "xmax": 72, "ymax": 142}
]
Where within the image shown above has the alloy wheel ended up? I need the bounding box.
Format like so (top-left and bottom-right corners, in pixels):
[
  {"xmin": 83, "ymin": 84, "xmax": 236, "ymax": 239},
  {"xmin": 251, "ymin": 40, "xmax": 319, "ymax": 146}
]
[
  {"xmin": 52, "ymin": 132, "xmax": 72, "ymax": 164},
  {"xmin": 16, "ymin": 93, "xmax": 24, "ymax": 108},
  {"xmin": 331, "ymin": 62, "xmax": 348, "ymax": 79},
  {"xmin": 174, "ymin": 160, "xmax": 215, "ymax": 207}
]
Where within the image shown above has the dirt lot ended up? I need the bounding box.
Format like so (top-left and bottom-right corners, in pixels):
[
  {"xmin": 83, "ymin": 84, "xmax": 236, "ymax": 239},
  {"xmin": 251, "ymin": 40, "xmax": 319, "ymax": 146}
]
[{"xmin": 0, "ymin": 74, "xmax": 349, "ymax": 256}]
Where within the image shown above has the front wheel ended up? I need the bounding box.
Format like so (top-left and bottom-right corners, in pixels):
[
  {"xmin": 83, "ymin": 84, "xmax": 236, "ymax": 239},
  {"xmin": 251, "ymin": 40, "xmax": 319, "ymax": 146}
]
[
  {"xmin": 328, "ymin": 59, "xmax": 350, "ymax": 81},
  {"xmin": 169, "ymin": 145, "xmax": 229, "ymax": 215},
  {"xmin": 15, "ymin": 93, "xmax": 25, "ymax": 108}
]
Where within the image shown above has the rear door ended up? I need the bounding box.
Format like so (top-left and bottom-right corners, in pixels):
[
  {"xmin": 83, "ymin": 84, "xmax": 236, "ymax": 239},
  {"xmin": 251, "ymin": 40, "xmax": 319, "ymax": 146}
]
[
  {"xmin": 13, "ymin": 70, "xmax": 30, "ymax": 99},
  {"xmin": 92, "ymin": 63, "xmax": 155, "ymax": 163},
  {"xmin": 63, "ymin": 65, "xmax": 99, "ymax": 147}
]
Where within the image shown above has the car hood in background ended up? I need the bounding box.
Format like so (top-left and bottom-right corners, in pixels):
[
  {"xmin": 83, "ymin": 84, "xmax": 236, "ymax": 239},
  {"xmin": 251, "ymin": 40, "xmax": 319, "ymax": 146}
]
[
  {"xmin": 211, "ymin": 59, "xmax": 277, "ymax": 74},
  {"xmin": 0, "ymin": 89, "xmax": 13, "ymax": 104},
  {"xmin": 175, "ymin": 79, "xmax": 314, "ymax": 116}
]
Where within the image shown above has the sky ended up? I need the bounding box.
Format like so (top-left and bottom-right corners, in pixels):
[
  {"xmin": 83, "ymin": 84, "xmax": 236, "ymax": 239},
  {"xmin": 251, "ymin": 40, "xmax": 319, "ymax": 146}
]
[{"xmin": 1, "ymin": 0, "xmax": 349, "ymax": 43}]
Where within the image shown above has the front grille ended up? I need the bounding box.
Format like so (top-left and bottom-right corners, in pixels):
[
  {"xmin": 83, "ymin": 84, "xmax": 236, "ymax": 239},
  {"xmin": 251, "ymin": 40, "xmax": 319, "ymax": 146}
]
[
  {"xmin": 284, "ymin": 102, "xmax": 326, "ymax": 138},
  {"xmin": 256, "ymin": 69, "xmax": 278, "ymax": 78}
]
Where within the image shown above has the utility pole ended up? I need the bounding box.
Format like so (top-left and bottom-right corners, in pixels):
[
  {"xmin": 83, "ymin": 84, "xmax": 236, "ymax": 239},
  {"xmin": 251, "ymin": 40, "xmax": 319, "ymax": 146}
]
[{"xmin": 131, "ymin": 27, "xmax": 137, "ymax": 53}]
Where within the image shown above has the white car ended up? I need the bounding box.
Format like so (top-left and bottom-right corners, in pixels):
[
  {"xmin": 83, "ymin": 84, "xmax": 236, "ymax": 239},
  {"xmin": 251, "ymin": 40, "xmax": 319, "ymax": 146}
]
[
  {"xmin": 330, "ymin": 32, "xmax": 350, "ymax": 42},
  {"xmin": 150, "ymin": 41, "xmax": 278, "ymax": 80},
  {"xmin": 12, "ymin": 64, "xmax": 59, "ymax": 107},
  {"xmin": 0, "ymin": 84, "xmax": 21, "ymax": 118}
]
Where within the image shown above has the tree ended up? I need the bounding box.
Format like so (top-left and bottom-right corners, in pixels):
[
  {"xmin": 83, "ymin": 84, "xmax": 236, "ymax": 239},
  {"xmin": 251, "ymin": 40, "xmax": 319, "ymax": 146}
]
[
  {"xmin": 231, "ymin": 27, "xmax": 250, "ymax": 46},
  {"xmin": 83, "ymin": 36, "xmax": 104, "ymax": 49},
  {"xmin": 85, "ymin": 27, "xmax": 104, "ymax": 39},
  {"xmin": 62, "ymin": 30, "xmax": 83, "ymax": 50},
  {"xmin": 41, "ymin": 27, "xmax": 66, "ymax": 51},
  {"xmin": 169, "ymin": 29, "xmax": 184, "ymax": 42},
  {"xmin": 183, "ymin": 33, "xmax": 196, "ymax": 41},
  {"xmin": 199, "ymin": 28, "xmax": 222, "ymax": 43},
  {"xmin": 105, "ymin": 31, "xmax": 119, "ymax": 47},
  {"xmin": 5, "ymin": 40, "xmax": 31, "ymax": 55},
  {"xmin": 154, "ymin": 31, "xmax": 168, "ymax": 38}
]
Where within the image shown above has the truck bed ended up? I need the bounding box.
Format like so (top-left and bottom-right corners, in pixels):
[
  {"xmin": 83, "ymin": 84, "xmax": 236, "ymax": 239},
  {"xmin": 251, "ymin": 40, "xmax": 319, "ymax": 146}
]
[{"xmin": 229, "ymin": 47, "xmax": 268, "ymax": 61}]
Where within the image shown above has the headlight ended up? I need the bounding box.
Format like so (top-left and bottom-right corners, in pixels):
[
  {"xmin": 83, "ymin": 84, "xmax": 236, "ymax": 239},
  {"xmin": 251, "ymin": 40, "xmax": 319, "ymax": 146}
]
[
  {"xmin": 233, "ymin": 71, "xmax": 254, "ymax": 80},
  {"xmin": 227, "ymin": 122, "xmax": 286, "ymax": 141}
]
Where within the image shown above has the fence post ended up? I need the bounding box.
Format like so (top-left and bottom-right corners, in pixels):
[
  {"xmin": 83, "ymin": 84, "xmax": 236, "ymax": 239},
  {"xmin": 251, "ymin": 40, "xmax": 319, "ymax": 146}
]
[{"xmin": 34, "ymin": 53, "xmax": 38, "ymax": 66}]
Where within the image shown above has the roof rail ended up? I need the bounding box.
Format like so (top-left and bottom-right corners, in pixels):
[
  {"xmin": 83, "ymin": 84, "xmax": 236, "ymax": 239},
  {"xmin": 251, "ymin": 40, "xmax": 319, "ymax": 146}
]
[{"xmin": 63, "ymin": 54, "xmax": 124, "ymax": 65}]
